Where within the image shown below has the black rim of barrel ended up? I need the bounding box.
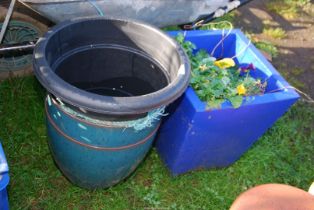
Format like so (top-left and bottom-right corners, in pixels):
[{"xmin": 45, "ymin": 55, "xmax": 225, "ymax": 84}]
[{"xmin": 33, "ymin": 17, "xmax": 190, "ymax": 116}]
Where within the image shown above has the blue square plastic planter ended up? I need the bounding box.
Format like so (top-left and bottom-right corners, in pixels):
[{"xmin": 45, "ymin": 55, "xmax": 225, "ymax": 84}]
[
  {"xmin": 0, "ymin": 142, "xmax": 9, "ymax": 210},
  {"xmin": 156, "ymin": 30, "xmax": 300, "ymax": 175}
]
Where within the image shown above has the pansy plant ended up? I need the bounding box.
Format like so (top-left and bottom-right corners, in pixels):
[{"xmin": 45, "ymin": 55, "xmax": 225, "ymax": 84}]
[{"xmin": 176, "ymin": 33, "xmax": 267, "ymax": 109}]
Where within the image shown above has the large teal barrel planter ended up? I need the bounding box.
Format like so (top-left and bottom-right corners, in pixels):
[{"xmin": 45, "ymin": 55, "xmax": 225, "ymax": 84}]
[
  {"xmin": 45, "ymin": 96, "xmax": 160, "ymax": 189},
  {"xmin": 33, "ymin": 18, "xmax": 190, "ymax": 189}
]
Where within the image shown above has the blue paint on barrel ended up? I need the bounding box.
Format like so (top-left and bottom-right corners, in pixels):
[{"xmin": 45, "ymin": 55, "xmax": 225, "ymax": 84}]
[{"xmin": 46, "ymin": 99, "xmax": 160, "ymax": 189}]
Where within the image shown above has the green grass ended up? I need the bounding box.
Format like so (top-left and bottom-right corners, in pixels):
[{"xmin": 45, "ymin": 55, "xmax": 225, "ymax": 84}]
[
  {"xmin": 266, "ymin": 0, "xmax": 311, "ymax": 19},
  {"xmin": 267, "ymin": 1, "xmax": 299, "ymax": 20},
  {"xmin": 199, "ymin": 12, "xmax": 236, "ymax": 30},
  {"xmin": 0, "ymin": 76, "xmax": 313, "ymax": 209},
  {"xmin": 254, "ymin": 41, "xmax": 279, "ymax": 58},
  {"xmin": 262, "ymin": 27, "xmax": 287, "ymax": 39}
]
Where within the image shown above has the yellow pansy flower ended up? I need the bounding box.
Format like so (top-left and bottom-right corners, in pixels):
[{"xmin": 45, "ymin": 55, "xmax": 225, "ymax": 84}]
[
  {"xmin": 214, "ymin": 58, "xmax": 236, "ymax": 69},
  {"xmin": 237, "ymin": 84, "xmax": 247, "ymax": 95}
]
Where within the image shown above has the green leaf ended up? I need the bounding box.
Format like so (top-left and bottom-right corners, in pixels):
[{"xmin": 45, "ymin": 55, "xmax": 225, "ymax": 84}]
[
  {"xmin": 202, "ymin": 57, "xmax": 216, "ymax": 63},
  {"xmin": 221, "ymin": 76, "xmax": 230, "ymax": 85},
  {"xmin": 196, "ymin": 90, "xmax": 206, "ymax": 99},
  {"xmin": 229, "ymin": 96, "xmax": 243, "ymax": 108},
  {"xmin": 190, "ymin": 77, "xmax": 197, "ymax": 85},
  {"xmin": 175, "ymin": 33, "xmax": 185, "ymax": 44},
  {"xmin": 207, "ymin": 99, "xmax": 224, "ymax": 109}
]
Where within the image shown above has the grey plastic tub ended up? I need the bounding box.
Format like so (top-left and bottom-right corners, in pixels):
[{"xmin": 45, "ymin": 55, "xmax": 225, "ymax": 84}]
[{"xmin": 20, "ymin": 0, "xmax": 247, "ymax": 27}]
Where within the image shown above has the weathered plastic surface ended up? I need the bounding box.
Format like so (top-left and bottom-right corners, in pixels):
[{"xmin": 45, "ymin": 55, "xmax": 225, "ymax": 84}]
[
  {"xmin": 0, "ymin": 142, "xmax": 9, "ymax": 210},
  {"xmin": 46, "ymin": 98, "xmax": 160, "ymax": 189},
  {"xmin": 20, "ymin": 0, "xmax": 243, "ymax": 26},
  {"xmin": 33, "ymin": 18, "xmax": 190, "ymax": 116},
  {"xmin": 156, "ymin": 30, "xmax": 300, "ymax": 175}
]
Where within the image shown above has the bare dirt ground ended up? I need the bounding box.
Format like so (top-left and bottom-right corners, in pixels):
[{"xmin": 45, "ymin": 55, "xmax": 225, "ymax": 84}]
[{"xmin": 235, "ymin": 0, "xmax": 314, "ymax": 98}]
